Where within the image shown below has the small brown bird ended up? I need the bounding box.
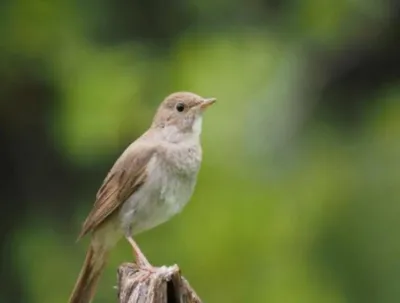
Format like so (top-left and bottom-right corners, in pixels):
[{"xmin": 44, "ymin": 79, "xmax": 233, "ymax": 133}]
[{"xmin": 68, "ymin": 92, "xmax": 216, "ymax": 303}]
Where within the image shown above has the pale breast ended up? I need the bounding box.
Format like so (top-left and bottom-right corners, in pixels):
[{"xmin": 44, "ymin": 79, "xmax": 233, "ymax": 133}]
[{"xmin": 119, "ymin": 143, "xmax": 202, "ymax": 235}]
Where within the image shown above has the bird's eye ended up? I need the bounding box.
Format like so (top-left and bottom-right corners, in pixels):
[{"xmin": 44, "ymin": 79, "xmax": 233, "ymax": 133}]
[{"xmin": 176, "ymin": 103, "xmax": 185, "ymax": 112}]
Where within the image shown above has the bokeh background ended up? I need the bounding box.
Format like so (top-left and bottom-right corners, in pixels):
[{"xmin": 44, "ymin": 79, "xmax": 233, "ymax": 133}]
[{"xmin": 1, "ymin": 0, "xmax": 400, "ymax": 302}]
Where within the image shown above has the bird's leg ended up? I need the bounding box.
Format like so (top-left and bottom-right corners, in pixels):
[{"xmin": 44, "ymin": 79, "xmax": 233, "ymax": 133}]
[
  {"xmin": 125, "ymin": 225, "xmax": 156, "ymax": 273},
  {"xmin": 125, "ymin": 235, "xmax": 152, "ymax": 268},
  {"xmin": 125, "ymin": 235, "xmax": 158, "ymax": 283}
]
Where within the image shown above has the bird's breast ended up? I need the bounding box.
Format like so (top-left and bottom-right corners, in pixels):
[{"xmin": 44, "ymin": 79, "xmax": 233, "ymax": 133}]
[{"xmin": 120, "ymin": 145, "xmax": 201, "ymax": 235}]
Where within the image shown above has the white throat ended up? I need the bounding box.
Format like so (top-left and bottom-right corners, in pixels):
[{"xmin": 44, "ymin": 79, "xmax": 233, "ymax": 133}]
[
  {"xmin": 161, "ymin": 116, "xmax": 203, "ymax": 143},
  {"xmin": 192, "ymin": 116, "xmax": 203, "ymax": 137}
]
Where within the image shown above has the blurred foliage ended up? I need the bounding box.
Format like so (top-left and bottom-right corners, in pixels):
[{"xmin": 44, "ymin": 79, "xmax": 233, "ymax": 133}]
[{"xmin": 0, "ymin": 0, "xmax": 399, "ymax": 303}]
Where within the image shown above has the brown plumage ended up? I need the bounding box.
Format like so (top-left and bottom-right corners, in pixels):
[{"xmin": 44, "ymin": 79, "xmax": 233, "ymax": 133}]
[
  {"xmin": 70, "ymin": 143, "xmax": 155, "ymax": 303},
  {"xmin": 68, "ymin": 246, "xmax": 108, "ymax": 303},
  {"xmin": 68, "ymin": 92, "xmax": 216, "ymax": 303},
  {"xmin": 77, "ymin": 144, "xmax": 156, "ymax": 240}
]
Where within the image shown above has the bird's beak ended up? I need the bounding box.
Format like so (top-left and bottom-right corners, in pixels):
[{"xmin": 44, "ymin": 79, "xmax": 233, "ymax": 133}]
[{"xmin": 200, "ymin": 98, "xmax": 216, "ymax": 110}]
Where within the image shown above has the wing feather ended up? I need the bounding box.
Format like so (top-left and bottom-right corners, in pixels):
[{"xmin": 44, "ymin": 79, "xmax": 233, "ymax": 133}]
[{"xmin": 77, "ymin": 143, "xmax": 156, "ymax": 240}]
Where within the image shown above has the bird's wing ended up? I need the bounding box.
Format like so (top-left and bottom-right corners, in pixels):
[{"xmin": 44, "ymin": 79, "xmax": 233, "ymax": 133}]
[{"xmin": 77, "ymin": 142, "xmax": 156, "ymax": 240}]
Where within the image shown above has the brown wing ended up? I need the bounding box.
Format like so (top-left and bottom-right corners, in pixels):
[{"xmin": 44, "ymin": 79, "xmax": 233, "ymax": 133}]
[{"xmin": 77, "ymin": 143, "xmax": 156, "ymax": 240}]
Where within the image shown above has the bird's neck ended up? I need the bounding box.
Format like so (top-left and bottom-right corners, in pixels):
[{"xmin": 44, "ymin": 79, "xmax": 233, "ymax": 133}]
[
  {"xmin": 192, "ymin": 116, "xmax": 203, "ymax": 137},
  {"xmin": 160, "ymin": 124, "xmax": 202, "ymax": 144}
]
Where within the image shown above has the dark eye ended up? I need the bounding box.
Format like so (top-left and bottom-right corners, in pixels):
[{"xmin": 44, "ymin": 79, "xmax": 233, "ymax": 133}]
[{"xmin": 176, "ymin": 102, "xmax": 185, "ymax": 112}]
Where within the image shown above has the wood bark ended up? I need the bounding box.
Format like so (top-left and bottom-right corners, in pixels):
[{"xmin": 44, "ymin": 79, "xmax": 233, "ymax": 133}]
[{"xmin": 117, "ymin": 263, "xmax": 202, "ymax": 303}]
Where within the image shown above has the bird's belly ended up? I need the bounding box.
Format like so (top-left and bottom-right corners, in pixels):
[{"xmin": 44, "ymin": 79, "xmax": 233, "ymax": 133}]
[
  {"xmin": 119, "ymin": 161, "xmax": 198, "ymax": 235},
  {"xmin": 137, "ymin": 184, "xmax": 192, "ymax": 232}
]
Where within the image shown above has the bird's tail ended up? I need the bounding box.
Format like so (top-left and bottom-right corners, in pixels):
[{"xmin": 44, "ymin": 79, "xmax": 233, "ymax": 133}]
[{"xmin": 69, "ymin": 245, "xmax": 108, "ymax": 303}]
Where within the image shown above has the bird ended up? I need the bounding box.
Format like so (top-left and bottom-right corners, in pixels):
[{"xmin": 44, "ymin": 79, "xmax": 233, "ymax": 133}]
[{"xmin": 68, "ymin": 92, "xmax": 216, "ymax": 303}]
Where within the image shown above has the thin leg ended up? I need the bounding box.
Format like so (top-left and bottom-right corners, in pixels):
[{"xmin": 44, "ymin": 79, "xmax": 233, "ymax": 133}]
[
  {"xmin": 125, "ymin": 224, "xmax": 157, "ymax": 276},
  {"xmin": 125, "ymin": 235, "xmax": 152, "ymax": 268},
  {"xmin": 126, "ymin": 236, "xmax": 158, "ymax": 282}
]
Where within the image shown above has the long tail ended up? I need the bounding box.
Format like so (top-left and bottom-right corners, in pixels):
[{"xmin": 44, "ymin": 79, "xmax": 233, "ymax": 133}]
[{"xmin": 69, "ymin": 245, "xmax": 108, "ymax": 303}]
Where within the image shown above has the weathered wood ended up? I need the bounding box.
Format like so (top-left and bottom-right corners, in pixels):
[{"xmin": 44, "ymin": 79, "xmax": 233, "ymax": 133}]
[{"xmin": 117, "ymin": 263, "xmax": 202, "ymax": 303}]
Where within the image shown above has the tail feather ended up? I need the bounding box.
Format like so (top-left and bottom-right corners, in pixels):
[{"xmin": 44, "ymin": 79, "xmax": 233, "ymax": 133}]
[{"xmin": 69, "ymin": 245, "xmax": 108, "ymax": 303}]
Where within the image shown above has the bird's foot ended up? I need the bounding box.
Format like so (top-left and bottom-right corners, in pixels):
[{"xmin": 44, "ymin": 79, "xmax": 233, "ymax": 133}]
[
  {"xmin": 133, "ymin": 251, "xmax": 152, "ymax": 268},
  {"xmin": 136, "ymin": 263, "xmax": 158, "ymax": 282}
]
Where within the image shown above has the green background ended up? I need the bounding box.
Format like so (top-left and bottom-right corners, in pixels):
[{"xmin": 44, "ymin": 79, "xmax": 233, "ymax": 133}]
[{"xmin": 1, "ymin": 0, "xmax": 399, "ymax": 302}]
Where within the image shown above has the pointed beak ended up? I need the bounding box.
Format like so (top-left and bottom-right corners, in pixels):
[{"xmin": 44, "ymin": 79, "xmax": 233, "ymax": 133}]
[{"xmin": 199, "ymin": 98, "xmax": 216, "ymax": 110}]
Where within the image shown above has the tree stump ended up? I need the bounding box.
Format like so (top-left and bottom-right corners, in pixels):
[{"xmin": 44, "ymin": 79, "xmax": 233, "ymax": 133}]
[{"xmin": 117, "ymin": 263, "xmax": 202, "ymax": 303}]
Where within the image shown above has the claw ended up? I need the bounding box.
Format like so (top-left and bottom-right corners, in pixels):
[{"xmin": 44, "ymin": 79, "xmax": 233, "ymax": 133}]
[
  {"xmin": 136, "ymin": 265, "xmax": 157, "ymax": 282},
  {"xmin": 126, "ymin": 235, "xmax": 152, "ymax": 267}
]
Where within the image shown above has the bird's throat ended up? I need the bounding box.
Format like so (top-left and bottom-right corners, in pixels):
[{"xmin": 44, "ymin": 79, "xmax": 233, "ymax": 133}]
[{"xmin": 192, "ymin": 116, "xmax": 203, "ymax": 137}]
